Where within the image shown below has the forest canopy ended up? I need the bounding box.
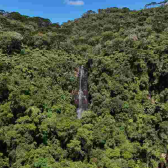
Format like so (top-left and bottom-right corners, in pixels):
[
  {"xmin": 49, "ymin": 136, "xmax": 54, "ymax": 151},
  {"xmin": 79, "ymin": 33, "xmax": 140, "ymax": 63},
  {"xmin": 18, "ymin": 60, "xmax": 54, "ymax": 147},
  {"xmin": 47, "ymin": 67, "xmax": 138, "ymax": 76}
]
[{"xmin": 0, "ymin": 1, "xmax": 168, "ymax": 168}]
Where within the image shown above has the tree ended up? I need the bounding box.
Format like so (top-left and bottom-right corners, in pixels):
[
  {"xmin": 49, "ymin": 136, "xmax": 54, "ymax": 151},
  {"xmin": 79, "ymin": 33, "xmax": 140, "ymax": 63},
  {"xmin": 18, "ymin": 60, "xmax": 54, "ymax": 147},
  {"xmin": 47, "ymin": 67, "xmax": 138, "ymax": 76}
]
[
  {"xmin": 28, "ymin": 17, "xmax": 52, "ymax": 27},
  {"xmin": 0, "ymin": 10, "xmax": 5, "ymax": 15},
  {"xmin": 8, "ymin": 12, "xmax": 28, "ymax": 22},
  {"xmin": 0, "ymin": 31, "xmax": 23, "ymax": 54},
  {"xmin": 50, "ymin": 22, "xmax": 61, "ymax": 28},
  {"xmin": 82, "ymin": 10, "xmax": 96, "ymax": 19},
  {"xmin": 144, "ymin": 2, "xmax": 157, "ymax": 8},
  {"xmin": 28, "ymin": 33, "xmax": 51, "ymax": 49}
]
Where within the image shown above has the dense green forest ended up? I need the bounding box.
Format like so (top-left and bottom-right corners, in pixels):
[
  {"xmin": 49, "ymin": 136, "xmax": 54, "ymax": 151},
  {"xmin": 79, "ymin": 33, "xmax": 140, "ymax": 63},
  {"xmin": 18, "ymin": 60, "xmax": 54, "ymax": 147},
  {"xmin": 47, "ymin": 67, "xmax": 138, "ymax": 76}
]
[{"xmin": 1, "ymin": 1, "xmax": 168, "ymax": 167}]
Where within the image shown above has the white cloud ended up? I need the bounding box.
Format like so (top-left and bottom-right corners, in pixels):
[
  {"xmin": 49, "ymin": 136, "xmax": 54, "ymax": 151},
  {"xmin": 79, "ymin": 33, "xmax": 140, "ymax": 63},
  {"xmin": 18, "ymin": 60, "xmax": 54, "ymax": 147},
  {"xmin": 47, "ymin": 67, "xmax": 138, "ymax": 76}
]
[{"xmin": 64, "ymin": 0, "xmax": 84, "ymax": 6}]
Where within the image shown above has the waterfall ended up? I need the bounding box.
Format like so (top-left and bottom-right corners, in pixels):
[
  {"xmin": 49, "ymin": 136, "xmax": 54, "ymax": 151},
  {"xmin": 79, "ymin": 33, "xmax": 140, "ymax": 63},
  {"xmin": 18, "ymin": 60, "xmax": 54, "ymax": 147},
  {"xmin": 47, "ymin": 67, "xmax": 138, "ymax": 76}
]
[{"xmin": 76, "ymin": 65, "xmax": 88, "ymax": 119}]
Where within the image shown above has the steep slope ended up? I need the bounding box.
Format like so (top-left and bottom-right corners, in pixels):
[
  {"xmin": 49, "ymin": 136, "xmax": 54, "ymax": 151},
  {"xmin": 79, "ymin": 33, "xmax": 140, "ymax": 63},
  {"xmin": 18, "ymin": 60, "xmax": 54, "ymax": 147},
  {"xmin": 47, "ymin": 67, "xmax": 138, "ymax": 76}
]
[{"xmin": 0, "ymin": 3, "xmax": 168, "ymax": 168}]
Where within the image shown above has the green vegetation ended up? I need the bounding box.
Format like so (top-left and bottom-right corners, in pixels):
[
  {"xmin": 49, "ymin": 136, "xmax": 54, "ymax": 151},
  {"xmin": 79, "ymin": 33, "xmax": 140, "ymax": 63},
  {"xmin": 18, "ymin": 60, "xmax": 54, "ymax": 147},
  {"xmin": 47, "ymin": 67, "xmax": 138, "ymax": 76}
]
[{"xmin": 0, "ymin": 1, "xmax": 168, "ymax": 167}]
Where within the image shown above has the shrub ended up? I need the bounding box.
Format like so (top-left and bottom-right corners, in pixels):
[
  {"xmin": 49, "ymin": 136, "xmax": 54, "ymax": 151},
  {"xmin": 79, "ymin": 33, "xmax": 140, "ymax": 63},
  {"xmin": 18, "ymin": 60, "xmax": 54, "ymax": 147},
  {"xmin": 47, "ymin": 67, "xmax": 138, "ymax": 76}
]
[
  {"xmin": 29, "ymin": 33, "xmax": 51, "ymax": 49},
  {"xmin": 59, "ymin": 39, "xmax": 75, "ymax": 53},
  {"xmin": 88, "ymin": 36, "xmax": 101, "ymax": 46},
  {"xmin": 92, "ymin": 44, "xmax": 102, "ymax": 55},
  {"xmin": 26, "ymin": 21, "xmax": 38, "ymax": 30},
  {"xmin": 103, "ymin": 24, "xmax": 113, "ymax": 32},
  {"xmin": 100, "ymin": 31, "xmax": 115, "ymax": 44},
  {"xmin": 0, "ymin": 31, "xmax": 23, "ymax": 54}
]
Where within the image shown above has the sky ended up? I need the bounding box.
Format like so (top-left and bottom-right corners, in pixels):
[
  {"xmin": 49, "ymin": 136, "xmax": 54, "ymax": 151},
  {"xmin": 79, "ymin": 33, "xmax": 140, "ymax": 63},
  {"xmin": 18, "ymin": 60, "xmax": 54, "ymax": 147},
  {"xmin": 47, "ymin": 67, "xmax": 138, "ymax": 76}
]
[{"xmin": 0, "ymin": 0, "xmax": 162, "ymax": 25}]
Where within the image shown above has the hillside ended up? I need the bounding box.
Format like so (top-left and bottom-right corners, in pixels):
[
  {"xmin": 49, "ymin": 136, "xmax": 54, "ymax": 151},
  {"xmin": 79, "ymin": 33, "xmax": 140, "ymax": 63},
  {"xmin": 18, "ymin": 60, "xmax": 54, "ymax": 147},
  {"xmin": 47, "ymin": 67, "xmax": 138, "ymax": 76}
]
[{"xmin": 0, "ymin": 2, "xmax": 168, "ymax": 168}]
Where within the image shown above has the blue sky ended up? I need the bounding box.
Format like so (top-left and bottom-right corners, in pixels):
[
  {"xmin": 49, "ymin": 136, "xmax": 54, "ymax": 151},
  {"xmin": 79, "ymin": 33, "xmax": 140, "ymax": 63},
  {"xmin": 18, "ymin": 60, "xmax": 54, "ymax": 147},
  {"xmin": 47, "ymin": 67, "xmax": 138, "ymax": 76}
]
[{"xmin": 0, "ymin": 0, "xmax": 162, "ymax": 25}]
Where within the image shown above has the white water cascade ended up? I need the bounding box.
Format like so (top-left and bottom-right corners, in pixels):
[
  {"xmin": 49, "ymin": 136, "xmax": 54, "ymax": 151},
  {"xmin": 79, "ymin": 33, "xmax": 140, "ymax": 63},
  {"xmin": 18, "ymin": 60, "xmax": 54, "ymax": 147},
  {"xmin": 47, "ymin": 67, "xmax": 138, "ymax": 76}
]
[{"xmin": 76, "ymin": 65, "xmax": 88, "ymax": 119}]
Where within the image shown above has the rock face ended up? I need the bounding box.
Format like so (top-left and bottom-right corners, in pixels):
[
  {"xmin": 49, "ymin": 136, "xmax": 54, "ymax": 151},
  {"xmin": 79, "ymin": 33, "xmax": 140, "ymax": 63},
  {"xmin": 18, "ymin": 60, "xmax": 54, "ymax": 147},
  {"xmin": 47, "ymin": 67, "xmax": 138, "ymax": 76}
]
[{"xmin": 76, "ymin": 65, "xmax": 88, "ymax": 119}]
